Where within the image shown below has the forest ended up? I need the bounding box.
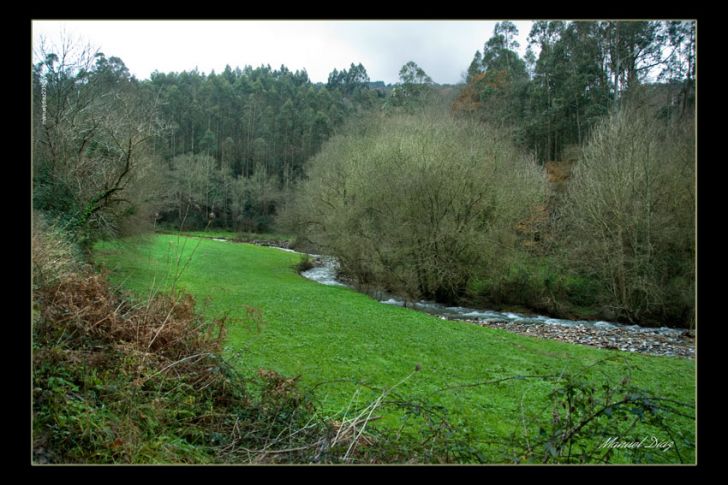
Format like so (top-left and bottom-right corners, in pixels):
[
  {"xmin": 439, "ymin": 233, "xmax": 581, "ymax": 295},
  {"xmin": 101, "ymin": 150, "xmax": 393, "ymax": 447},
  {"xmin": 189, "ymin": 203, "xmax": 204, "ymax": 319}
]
[{"xmin": 32, "ymin": 20, "xmax": 696, "ymax": 464}]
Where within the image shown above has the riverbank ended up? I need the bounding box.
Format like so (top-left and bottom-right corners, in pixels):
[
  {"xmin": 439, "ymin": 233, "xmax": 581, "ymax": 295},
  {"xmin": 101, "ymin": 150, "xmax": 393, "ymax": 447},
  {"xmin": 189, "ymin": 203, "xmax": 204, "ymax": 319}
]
[
  {"xmin": 160, "ymin": 233, "xmax": 695, "ymax": 359},
  {"xmin": 472, "ymin": 318, "xmax": 693, "ymax": 358},
  {"xmin": 298, "ymin": 252, "xmax": 695, "ymax": 359}
]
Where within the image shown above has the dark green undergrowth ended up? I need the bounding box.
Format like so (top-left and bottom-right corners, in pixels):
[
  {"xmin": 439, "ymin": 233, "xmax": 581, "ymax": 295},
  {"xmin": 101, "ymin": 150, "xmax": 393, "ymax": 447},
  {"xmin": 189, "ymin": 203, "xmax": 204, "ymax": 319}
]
[
  {"xmin": 465, "ymin": 252, "xmax": 607, "ymax": 322},
  {"xmin": 465, "ymin": 248, "xmax": 691, "ymax": 328}
]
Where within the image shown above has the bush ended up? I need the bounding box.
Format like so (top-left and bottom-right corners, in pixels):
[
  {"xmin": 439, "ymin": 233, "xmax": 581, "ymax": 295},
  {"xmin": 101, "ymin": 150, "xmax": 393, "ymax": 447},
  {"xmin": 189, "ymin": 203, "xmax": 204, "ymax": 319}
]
[
  {"xmin": 560, "ymin": 106, "xmax": 695, "ymax": 325},
  {"xmin": 32, "ymin": 212, "xmax": 84, "ymax": 290},
  {"xmin": 508, "ymin": 368, "xmax": 695, "ymax": 464},
  {"xmin": 295, "ymin": 255, "xmax": 315, "ymax": 273},
  {"xmin": 289, "ymin": 108, "xmax": 546, "ymax": 303},
  {"xmin": 33, "ymin": 220, "xmax": 240, "ymax": 462},
  {"xmin": 562, "ymin": 274, "xmax": 601, "ymax": 308}
]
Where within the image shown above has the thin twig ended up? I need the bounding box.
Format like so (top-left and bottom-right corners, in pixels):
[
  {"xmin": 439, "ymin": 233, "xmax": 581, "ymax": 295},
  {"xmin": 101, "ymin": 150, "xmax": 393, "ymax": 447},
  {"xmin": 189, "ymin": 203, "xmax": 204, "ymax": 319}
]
[{"xmin": 141, "ymin": 352, "xmax": 211, "ymax": 384}]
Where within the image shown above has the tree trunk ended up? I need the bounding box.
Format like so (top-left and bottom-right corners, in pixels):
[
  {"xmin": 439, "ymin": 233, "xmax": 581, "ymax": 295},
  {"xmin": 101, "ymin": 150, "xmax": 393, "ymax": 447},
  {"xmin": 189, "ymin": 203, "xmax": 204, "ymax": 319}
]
[
  {"xmin": 575, "ymin": 92, "xmax": 582, "ymax": 144},
  {"xmin": 617, "ymin": 226, "xmax": 628, "ymax": 314},
  {"xmin": 612, "ymin": 22, "xmax": 622, "ymax": 108}
]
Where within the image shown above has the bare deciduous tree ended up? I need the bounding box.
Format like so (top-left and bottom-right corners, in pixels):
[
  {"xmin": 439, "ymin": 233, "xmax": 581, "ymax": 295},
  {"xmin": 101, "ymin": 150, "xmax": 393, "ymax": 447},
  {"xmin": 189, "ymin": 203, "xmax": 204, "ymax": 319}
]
[
  {"xmin": 561, "ymin": 106, "xmax": 694, "ymax": 324},
  {"xmin": 33, "ymin": 34, "xmax": 165, "ymax": 245}
]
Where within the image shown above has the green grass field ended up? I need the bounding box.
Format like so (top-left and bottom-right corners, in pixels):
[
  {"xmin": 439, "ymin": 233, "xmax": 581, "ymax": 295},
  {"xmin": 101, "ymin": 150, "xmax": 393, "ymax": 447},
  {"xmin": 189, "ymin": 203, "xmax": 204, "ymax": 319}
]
[
  {"xmin": 94, "ymin": 234, "xmax": 696, "ymax": 463},
  {"xmin": 156, "ymin": 229, "xmax": 294, "ymax": 243}
]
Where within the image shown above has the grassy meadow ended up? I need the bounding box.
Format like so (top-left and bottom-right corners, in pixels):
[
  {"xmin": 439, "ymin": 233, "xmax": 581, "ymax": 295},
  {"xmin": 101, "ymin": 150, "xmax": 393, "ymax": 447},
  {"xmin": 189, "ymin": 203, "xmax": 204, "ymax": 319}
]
[{"xmin": 94, "ymin": 233, "xmax": 695, "ymax": 463}]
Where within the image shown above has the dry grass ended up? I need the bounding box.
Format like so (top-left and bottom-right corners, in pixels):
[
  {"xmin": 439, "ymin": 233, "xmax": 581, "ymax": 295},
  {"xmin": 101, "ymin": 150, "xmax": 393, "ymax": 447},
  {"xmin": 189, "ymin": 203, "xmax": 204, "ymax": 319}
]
[
  {"xmin": 35, "ymin": 271, "xmax": 225, "ymax": 361},
  {"xmin": 544, "ymin": 159, "xmax": 576, "ymax": 185},
  {"xmin": 32, "ymin": 213, "xmax": 82, "ymax": 290}
]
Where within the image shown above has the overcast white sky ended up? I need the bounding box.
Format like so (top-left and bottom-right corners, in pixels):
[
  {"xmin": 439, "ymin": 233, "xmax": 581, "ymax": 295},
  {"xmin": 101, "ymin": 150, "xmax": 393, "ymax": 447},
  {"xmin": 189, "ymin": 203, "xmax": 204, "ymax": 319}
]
[{"xmin": 32, "ymin": 20, "xmax": 534, "ymax": 85}]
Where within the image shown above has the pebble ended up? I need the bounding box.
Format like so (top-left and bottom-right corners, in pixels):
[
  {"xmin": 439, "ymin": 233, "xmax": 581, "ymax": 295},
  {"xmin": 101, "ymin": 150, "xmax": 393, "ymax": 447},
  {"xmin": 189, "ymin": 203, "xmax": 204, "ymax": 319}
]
[{"xmin": 472, "ymin": 319, "xmax": 694, "ymax": 358}]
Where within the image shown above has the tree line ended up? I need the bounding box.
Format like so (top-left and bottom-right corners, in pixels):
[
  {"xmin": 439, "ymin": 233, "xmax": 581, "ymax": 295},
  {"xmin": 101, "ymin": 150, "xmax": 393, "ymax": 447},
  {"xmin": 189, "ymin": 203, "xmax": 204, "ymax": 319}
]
[
  {"xmin": 456, "ymin": 20, "xmax": 695, "ymax": 162},
  {"xmin": 32, "ymin": 40, "xmax": 388, "ymax": 241},
  {"xmin": 32, "ymin": 21, "xmax": 695, "ymax": 326}
]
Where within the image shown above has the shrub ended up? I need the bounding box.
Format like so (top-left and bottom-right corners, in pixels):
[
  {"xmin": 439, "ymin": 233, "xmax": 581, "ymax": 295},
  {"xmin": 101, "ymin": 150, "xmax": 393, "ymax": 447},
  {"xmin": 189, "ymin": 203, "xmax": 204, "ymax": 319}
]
[
  {"xmin": 289, "ymin": 108, "xmax": 546, "ymax": 304},
  {"xmin": 508, "ymin": 369, "xmax": 695, "ymax": 464},
  {"xmin": 32, "ymin": 212, "xmax": 84, "ymax": 290},
  {"xmin": 560, "ymin": 106, "xmax": 695, "ymax": 325},
  {"xmin": 295, "ymin": 255, "xmax": 315, "ymax": 273}
]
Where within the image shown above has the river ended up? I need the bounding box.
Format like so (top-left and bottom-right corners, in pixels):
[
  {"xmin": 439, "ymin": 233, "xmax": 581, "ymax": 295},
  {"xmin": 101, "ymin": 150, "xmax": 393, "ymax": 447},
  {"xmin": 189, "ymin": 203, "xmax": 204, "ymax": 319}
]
[
  {"xmin": 298, "ymin": 252, "xmax": 694, "ymax": 358},
  {"xmin": 212, "ymin": 238, "xmax": 693, "ymax": 358}
]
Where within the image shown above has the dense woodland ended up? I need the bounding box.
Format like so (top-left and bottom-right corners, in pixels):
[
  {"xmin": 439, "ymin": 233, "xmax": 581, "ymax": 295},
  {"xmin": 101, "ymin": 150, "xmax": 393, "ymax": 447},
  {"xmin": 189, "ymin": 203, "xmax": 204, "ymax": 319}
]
[{"xmin": 33, "ymin": 20, "xmax": 695, "ymax": 328}]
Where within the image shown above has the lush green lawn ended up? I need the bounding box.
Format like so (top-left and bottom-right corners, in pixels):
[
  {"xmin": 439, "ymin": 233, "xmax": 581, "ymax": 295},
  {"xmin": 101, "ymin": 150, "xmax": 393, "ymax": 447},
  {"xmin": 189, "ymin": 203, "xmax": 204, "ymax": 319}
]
[
  {"xmin": 95, "ymin": 234, "xmax": 695, "ymax": 463},
  {"xmin": 156, "ymin": 229, "xmax": 294, "ymax": 243},
  {"xmin": 154, "ymin": 229, "xmax": 239, "ymax": 240}
]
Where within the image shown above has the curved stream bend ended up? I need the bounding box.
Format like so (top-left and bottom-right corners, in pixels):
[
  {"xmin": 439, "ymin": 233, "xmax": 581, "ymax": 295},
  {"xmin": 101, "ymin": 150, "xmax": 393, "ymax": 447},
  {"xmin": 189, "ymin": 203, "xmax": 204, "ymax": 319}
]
[{"xmin": 249, "ymin": 242, "xmax": 694, "ymax": 358}]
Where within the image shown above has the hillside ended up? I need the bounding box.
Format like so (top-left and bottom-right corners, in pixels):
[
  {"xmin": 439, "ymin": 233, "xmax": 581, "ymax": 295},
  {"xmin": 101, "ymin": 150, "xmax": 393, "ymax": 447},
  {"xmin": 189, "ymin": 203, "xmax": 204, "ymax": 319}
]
[{"xmin": 94, "ymin": 234, "xmax": 696, "ymax": 463}]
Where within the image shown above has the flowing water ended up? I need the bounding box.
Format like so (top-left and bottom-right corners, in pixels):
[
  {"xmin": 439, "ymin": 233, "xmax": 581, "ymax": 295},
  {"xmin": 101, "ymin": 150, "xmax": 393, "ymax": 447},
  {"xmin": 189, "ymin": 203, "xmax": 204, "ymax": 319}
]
[{"xmin": 299, "ymin": 253, "xmax": 686, "ymax": 338}]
